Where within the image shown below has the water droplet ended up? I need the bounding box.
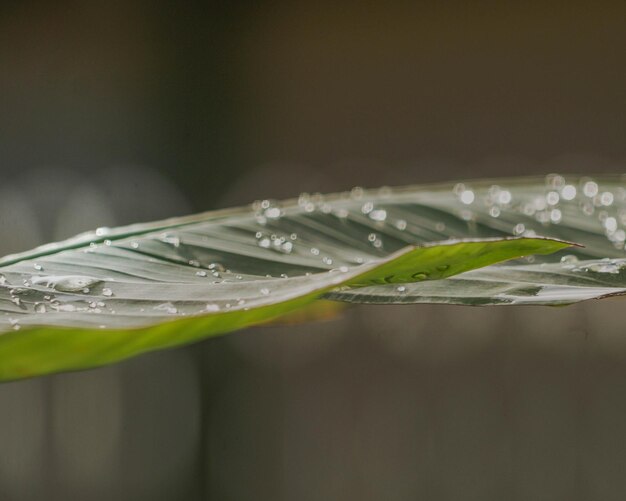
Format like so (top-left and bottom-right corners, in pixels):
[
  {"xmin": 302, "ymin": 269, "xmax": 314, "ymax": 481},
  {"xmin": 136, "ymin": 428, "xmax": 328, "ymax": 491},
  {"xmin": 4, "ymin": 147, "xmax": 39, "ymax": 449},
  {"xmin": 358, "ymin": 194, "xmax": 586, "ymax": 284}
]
[
  {"xmin": 497, "ymin": 190, "xmax": 512, "ymax": 205},
  {"xmin": 260, "ymin": 288, "xmax": 270, "ymax": 295},
  {"xmin": 532, "ymin": 196, "xmax": 547, "ymax": 211},
  {"xmin": 311, "ymin": 248, "xmax": 320, "ymax": 256},
  {"xmin": 11, "ymin": 297, "xmax": 21, "ymax": 306},
  {"xmin": 320, "ymin": 203, "xmax": 332, "ymax": 214},
  {"xmin": 264, "ymin": 207, "xmax": 282, "ymax": 219},
  {"xmin": 561, "ymin": 185, "xmax": 577, "ymax": 200},
  {"xmin": 395, "ymin": 219, "xmax": 407, "ymax": 231},
  {"xmin": 0, "ymin": 274, "xmax": 5, "ymax": 285},
  {"xmin": 369, "ymin": 209, "xmax": 387, "ymax": 222},
  {"xmin": 582, "ymin": 201, "xmax": 595, "ymax": 216},
  {"xmin": 196, "ymin": 270, "xmax": 208, "ymax": 277},
  {"xmin": 31, "ymin": 275, "xmax": 102, "ymax": 293},
  {"xmin": 546, "ymin": 174, "xmax": 566, "ymax": 189},
  {"xmin": 322, "ymin": 256, "xmax": 333, "ymax": 265},
  {"xmin": 189, "ymin": 259, "xmax": 200, "ymax": 267},
  {"xmin": 489, "ymin": 206, "xmax": 501, "ymax": 218},
  {"xmin": 161, "ymin": 234, "xmax": 180, "ymax": 247},
  {"xmin": 583, "ymin": 181, "xmax": 599, "ymax": 197},
  {"xmin": 297, "ymin": 193, "xmax": 310, "ymax": 206},
  {"xmin": 205, "ymin": 303, "xmax": 220, "ymax": 312},
  {"xmin": 584, "ymin": 260, "xmax": 624, "ymax": 274},
  {"xmin": 396, "ymin": 285, "xmax": 406, "ymax": 293},
  {"xmin": 102, "ymin": 288, "xmax": 113, "ymax": 297},
  {"xmin": 412, "ymin": 272, "xmax": 428, "ymax": 280},
  {"xmin": 130, "ymin": 241, "xmax": 139, "ymax": 249},
  {"xmin": 546, "ymin": 191, "xmax": 560, "ymax": 205},
  {"xmin": 613, "ymin": 229, "xmax": 626, "ymax": 243},
  {"xmin": 513, "ymin": 223, "xmax": 526, "ymax": 235},
  {"xmin": 604, "ymin": 217, "xmax": 618, "ymax": 233},
  {"xmin": 361, "ymin": 202, "xmax": 374, "ymax": 214},
  {"xmin": 257, "ymin": 233, "xmax": 294, "ymax": 254},
  {"xmin": 600, "ymin": 191, "xmax": 614, "ymax": 206},
  {"xmin": 33, "ymin": 263, "xmax": 43, "ymax": 271},
  {"xmin": 561, "ymin": 255, "xmax": 579, "ymax": 265},
  {"xmin": 460, "ymin": 190, "xmax": 475, "ymax": 205},
  {"xmin": 95, "ymin": 227, "xmax": 109, "ymax": 237},
  {"xmin": 34, "ymin": 303, "xmax": 46, "ymax": 313},
  {"xmin": 154, "ymin": 302, "xmax": 178, "ymax": 314},
  {"xmin": 350, "ymin": 186, "xmax": 364, "ymax": 199},
  {"xmin": 56, "ymin": 304, "xmax": 77, "ymax": 312}
]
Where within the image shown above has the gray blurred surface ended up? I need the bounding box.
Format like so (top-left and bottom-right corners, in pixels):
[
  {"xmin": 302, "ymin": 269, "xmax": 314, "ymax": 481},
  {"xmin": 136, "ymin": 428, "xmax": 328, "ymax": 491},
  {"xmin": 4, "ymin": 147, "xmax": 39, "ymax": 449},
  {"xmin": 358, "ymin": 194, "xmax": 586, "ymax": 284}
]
[{"xmin": 2, "ymin": 1, "xmax": 626, "ymax": 500}]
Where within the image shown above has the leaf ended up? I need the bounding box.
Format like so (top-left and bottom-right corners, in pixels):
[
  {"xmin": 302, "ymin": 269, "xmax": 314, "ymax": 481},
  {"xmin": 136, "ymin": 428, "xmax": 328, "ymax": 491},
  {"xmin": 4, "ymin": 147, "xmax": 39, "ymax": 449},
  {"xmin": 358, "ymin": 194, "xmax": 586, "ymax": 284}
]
[
  {"xmin": 9, "ymin": 173, "xmax": 624, "ymax": 381},
  {"xmin": 326, "ymin": 258, "xmax": 626, "ymax": 306},
  {"xmin": 326, "ymin": 175, "xmax": 626, "ymax": 306},
  {"xmin": 0, "ymin": 236, "xmax": 567, "ymax": 381}
]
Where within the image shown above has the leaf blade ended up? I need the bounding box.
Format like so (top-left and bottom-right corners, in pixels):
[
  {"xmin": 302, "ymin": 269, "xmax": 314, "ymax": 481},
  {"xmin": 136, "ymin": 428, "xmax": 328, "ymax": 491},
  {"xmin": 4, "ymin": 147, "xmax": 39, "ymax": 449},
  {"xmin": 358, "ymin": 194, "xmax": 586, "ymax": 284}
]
[
  {"xmin": 0, "ymin": 237, "xmax": 567, "ymax": 381},
  {"xmin": 8, "ymin": 173, "xmax": 626, "ymax": 380},
  {"xmin": 326, "ymin": 258, "xmax": 626, "ymax": 306}
]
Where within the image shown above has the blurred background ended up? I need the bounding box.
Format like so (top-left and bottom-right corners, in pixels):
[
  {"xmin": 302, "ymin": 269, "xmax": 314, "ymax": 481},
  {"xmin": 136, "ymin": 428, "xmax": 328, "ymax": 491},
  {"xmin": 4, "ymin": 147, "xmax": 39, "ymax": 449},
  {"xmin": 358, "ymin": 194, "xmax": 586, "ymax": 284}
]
[{"xmin": 1, "ymin": 1, "xmax": 626, "ymax": 500}]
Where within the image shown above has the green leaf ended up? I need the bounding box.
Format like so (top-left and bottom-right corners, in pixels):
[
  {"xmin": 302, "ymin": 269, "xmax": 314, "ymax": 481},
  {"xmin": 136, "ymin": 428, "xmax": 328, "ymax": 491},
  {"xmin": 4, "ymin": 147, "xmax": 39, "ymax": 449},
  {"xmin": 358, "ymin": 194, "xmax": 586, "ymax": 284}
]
[
  {"xmin": 326, "ymin": 257, "xmax": 626, "ymax": 306},
  {"xmin": 0, "ymin": 237, "xmax": 567, "ymax": 381},
  {"xmin": 12, "ymin": 173, "xmax": 626, "ymax": 380},
  {"xmin": 327, "ymin": 175, "xmax": 626, "ymax": 306}
]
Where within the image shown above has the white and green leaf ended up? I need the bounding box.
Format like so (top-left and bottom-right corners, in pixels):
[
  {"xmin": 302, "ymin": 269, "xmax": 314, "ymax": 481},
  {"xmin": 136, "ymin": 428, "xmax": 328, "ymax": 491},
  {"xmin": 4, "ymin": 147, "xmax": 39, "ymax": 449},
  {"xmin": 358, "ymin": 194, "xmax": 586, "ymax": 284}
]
[
  {"xmin": 328, "ymin": 175, "xmax": 626, "ymax": 306},
  {"xmin": 2, "ymin": 174, "xmax": 626, "ymax": 381},
  {"xmin": 0, "ymin": 235, "xmax": 565, "ymax": 381}
]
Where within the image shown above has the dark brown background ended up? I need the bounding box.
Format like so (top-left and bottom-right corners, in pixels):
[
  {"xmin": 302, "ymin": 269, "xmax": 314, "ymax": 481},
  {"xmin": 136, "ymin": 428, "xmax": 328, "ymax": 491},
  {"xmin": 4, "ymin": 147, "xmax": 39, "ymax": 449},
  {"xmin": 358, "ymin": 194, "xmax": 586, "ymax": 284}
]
[{"xmin": 1, "ymin": 1, "xmax": 626, "ymax": 500}]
